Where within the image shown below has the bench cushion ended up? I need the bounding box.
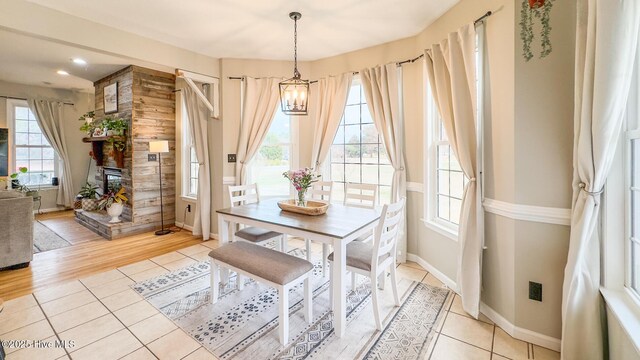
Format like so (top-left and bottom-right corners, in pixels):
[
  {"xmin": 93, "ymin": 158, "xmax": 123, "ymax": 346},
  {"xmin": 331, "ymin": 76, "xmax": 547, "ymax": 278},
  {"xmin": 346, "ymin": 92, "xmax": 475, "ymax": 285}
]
[
  {"xmin": 235, "ymin": 227, "xmax": 281, "ymax": 243},
  {"xmin": 209, "ymin": 242, "xmax": 313, "ymax": 285},
  {"xmin": 327, "ymin": 241, "xmax": 390, "ymax": 272}
]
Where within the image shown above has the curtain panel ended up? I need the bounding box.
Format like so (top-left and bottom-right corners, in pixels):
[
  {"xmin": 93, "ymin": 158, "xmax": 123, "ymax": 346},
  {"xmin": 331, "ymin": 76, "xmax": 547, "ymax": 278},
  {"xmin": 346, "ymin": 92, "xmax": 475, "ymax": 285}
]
[
  {"xmin": 235, "ymin": 77, "xmax": 282, "ymax": 185},
  {"xmin": 182, "ymin": 84, "xmax": 212, "ymax": 240},
  {"xmin": 562, "ymin": 0, "xmax": 640, "ymax": 359},
  {"xmin": 424, "ymin": 23, "xmax": 483, "ymax": 318},
  {"xmin": 360, "ymin": 63, "xmax": 408, "ymax": 263},
  {"xmin": 310, "ymin": 73, "xmax": 353, "ymax": 173},
  {"xmin": 27, "ymin": 99, "xmax": 74, "ymax": 207}
]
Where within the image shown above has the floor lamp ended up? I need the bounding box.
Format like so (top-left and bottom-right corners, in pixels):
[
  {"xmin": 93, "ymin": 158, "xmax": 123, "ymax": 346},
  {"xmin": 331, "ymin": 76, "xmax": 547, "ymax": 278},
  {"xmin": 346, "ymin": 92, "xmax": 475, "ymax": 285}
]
[{"xmin": 150, "ymin": 140, "xmax": 171, "ymax": 236}]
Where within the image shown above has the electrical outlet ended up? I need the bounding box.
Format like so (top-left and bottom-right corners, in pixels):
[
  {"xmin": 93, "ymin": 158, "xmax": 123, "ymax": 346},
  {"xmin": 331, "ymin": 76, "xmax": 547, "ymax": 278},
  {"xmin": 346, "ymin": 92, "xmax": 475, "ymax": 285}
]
[
  {"xmin": 529, "ymin": 281, "xmax": 542, "ymax": 302},
  {"xmin": 187, "ymin": 204, "xmax": 191, "ymax": 213},
  {"xmin": 148, "ymin": 154, "xmax": 157, "ymax": 162},
  {"xmin": 228, "ymin": 154, "xmax": 237, "ymax": 163}
]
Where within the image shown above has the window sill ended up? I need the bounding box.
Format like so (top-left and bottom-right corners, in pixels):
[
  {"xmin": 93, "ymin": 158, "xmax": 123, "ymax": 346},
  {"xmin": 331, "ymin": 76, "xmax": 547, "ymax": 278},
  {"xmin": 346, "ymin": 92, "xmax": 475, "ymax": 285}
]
[
  {"xmin": 181, "ymin": 195, "xmax": 197, "ymax": 202},
  {"xmin": 601, "ymin": 287, "xmax": 640, "ymax": 353},
  {"xmin": 421, "ymin": 218, "xmax": 458, "ymax": 242}
]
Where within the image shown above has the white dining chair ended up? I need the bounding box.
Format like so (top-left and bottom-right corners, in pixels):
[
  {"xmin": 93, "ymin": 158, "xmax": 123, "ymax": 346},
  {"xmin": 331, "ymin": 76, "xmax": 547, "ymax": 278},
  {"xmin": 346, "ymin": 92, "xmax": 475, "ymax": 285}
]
[
  {"xmin": 305, "ymin": 181, "xmax": 333, "ymax": 277},
  {"xmin": 228, "ymin": 183, "xmax": 286, "ymax": 252},
  {"xmin": 344, "ymin": 183, "xmax": 378, "ymax": 209},
  {"xmin": 344, "ymin": 183, "xmax": 378, "ymax": 243},
  {"xmin": 328, "ymin": 197, "xmax": 406, "ymax": 330}
]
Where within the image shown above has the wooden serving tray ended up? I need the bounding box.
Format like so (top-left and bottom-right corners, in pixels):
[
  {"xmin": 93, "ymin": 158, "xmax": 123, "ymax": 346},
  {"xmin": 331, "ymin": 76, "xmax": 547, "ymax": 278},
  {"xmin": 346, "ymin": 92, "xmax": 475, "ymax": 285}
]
[{"xmin": 277, "ymin": 199, "xmax": 329, "ymax": 216}]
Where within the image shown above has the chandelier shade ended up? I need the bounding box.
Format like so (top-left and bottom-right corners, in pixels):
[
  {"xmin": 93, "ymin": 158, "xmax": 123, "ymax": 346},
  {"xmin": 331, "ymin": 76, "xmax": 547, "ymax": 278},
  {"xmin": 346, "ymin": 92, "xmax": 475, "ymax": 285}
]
[{"xmin": 279, "ymin": 12, "xmax": 310, "ymax": 116}]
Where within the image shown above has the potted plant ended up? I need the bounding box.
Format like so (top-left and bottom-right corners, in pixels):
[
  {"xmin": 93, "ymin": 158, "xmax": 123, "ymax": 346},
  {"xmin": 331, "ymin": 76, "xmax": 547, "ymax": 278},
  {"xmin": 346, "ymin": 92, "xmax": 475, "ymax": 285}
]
[
  {"xmin": 78, "ymin": 182, "xmax": 100, "ymax": 211},
  {"xmin": 107, "ymin": 138, "xmax": 126, "ymax": 168},
  {"xmin": 103, "ymin": 116, "xmax": 128, "ymax": 136},
  {"xmin": 79, "ymin": 110, "xmax": 95, "ymax": 124},
  {"xmin": 283, "ymin": 168, "xmax": 321, "ymax": 206},
  {"xmin": 98, "ymin": 187, "xmax": 128, "ymax": 223},
  {"xmin": 9, "ymin": 167, "xmax": 39, "ymax": 198},
  {"xmin": 519, "ymin": 0, "xmax": 555, "ymax": 61}
]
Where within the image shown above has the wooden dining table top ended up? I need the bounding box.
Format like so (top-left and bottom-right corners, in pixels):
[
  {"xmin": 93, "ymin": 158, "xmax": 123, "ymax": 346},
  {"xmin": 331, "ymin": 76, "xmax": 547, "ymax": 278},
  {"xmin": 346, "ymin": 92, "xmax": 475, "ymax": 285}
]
[{"xmin": 217, "ymin": 198, "xmax": 381, "ymax": 239}]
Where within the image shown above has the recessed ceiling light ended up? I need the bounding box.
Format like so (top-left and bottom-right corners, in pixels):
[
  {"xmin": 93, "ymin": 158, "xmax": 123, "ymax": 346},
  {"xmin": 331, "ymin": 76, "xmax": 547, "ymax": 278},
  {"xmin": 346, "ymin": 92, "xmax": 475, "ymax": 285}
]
[
  {"xmin": 57, "ymin": 70, "xmax": 69, "ymax": 76},
  {"xmin": 72, "ymin": 58, "xmax": 87, "ymax": 65}
]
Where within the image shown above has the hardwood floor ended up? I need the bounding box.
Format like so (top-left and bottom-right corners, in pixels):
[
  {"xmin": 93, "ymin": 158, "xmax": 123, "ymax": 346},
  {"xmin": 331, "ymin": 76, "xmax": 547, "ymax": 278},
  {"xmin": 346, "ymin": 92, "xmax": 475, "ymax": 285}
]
[
  {"xmin": 0, "ymin": 212, "xmax": 205, "ymax": 301},
  {"xmin": 37, "ymin": 210, "xmax": 104, "ymax": 244}
]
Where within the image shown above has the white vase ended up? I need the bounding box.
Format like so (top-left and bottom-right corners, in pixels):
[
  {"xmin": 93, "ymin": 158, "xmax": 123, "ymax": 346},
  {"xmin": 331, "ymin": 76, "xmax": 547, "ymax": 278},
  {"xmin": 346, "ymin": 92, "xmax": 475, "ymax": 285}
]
[{"xmin": 107, "ymin": 202, "xmax": 124, "ymax": 223}]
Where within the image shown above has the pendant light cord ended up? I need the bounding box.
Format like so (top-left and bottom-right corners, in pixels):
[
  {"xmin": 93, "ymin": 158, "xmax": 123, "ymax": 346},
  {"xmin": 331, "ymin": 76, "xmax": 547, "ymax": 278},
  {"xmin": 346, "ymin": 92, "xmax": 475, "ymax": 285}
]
[{"xmin": 293, "ymin": 15, "xmax": 300, "ymax": 79}]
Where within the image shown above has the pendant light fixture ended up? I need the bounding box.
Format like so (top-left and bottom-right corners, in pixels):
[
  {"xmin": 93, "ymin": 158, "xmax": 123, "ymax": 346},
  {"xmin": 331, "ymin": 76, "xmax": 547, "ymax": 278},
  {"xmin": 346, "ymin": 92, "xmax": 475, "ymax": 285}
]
[{"xmin": 279, "ymin": 11, "xmax": 309, "ymax": 116}]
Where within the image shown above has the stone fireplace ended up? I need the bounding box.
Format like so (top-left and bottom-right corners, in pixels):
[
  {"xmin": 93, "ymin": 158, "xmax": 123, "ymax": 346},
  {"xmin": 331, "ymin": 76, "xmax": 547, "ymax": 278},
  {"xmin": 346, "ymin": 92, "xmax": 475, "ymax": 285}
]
[{"xmin": 75, "ymin": 65, "xmax": 176, "ymax": 239}]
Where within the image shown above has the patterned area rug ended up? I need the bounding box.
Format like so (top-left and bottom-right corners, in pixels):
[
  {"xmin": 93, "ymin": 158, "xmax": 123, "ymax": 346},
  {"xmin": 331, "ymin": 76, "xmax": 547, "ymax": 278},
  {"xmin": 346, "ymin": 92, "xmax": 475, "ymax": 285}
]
[
  {"xmin": 132, "ymin": 248, "xmax": 450, "ymax": 360},
  {"xmin": 33, "ymin": 221, "xmax": 71, "ymax": 253}
]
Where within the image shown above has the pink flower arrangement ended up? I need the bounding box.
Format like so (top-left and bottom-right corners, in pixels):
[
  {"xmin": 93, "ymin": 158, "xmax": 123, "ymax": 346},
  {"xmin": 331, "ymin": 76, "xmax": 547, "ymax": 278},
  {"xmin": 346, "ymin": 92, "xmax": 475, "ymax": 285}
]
[{"xmin": 283, "ymin": 168, "xmax": 320, "ymax": 205}]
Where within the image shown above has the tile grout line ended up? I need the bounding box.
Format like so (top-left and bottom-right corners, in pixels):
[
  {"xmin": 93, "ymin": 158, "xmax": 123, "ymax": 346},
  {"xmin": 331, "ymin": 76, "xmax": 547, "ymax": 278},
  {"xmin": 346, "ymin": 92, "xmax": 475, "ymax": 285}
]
[
  {"xmin": 77, "ymin": 279, "xmax": 160, "ymax": 360},
  {"xmin": 31, "ymin": 294, "xmax": 73, "ymax": 359},
  {"xmin": 427, "ymin": 272, "xmax": 454, "ymax": 360}
]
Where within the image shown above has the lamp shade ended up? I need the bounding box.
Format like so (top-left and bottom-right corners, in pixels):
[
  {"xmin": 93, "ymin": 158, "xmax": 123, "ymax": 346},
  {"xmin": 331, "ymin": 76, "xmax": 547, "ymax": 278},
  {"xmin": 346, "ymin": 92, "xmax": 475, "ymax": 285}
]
[{"xmin": 149, "ymin": 140, "xmax": 169, "ymax": 153}]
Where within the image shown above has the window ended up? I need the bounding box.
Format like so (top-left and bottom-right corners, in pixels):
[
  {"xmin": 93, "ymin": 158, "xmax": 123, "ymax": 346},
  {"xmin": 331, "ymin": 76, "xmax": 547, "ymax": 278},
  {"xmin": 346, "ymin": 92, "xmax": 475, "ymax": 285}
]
[
  {"xmin": 424, "ymin": 28, "xmax": 484, "ymax": 238},
  {"xmin": 329, "ymin": 80, "xmax": 392, "ymax": 205},
  {"xmin": 250, "ymin": 107, "xmax": 296, "ymax": 197},
  {"xmin": 8, "ymin": 100, "xmax": 57, "ymax": 186},
  {"xmin": 429, "ymin": 109, "xmax": 466, "ymax": 227},
  {"xmin": 181, "ymin": 105, "xmax": 199, "ymax": 198},
  {"xmin": 626, "ymin": 37, "xmax": 640, "ymax": 299}
]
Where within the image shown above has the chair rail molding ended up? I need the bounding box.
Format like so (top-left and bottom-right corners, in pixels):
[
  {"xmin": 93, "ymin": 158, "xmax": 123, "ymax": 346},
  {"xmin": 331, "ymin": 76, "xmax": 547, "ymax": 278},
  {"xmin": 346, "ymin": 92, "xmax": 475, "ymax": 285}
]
[
  {"xmin": 482, "ymin": 198, "xmax": 571, "ymax": 226},
  {"xmin": 223, "ymin": 176, "xmax": 236, "ymax": 185},
  {"xmin": 406, "ymin": 182, "xmax": 424, "ymax": 193}
]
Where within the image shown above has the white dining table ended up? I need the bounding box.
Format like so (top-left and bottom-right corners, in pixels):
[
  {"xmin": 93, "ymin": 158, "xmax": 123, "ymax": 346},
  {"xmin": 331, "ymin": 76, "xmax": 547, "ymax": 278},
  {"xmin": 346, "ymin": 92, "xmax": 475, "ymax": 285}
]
[{"xmin": 216, "ymin": 198, "xmax": 380, "ymax": 338}]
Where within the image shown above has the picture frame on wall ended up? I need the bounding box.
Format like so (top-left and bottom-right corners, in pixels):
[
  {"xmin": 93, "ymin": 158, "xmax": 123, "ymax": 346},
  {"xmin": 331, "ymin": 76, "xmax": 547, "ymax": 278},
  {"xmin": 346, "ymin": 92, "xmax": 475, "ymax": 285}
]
[{"xmin": 104, "ymin": 82, "xmax": 118, "ymax": 114}]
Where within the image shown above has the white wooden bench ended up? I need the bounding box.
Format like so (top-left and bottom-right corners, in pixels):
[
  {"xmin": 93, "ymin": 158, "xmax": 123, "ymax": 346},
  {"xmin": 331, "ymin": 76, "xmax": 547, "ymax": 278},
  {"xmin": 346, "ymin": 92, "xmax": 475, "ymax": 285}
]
[{"xmin": 208, "ymin": 242, "xmax": 314, "ymax": 345}]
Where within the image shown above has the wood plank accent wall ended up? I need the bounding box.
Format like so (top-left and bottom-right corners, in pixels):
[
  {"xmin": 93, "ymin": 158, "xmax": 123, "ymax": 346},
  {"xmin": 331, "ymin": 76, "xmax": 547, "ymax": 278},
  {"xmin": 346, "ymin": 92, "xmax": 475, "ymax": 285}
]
[
  {"xmin": 94, "ymin": 66, "xmax": 134, "ymax": 221},
  {"xmin": 131, "ymin": 66, "xmax": 176, "ymax": 226},
  {"xmin": 93, "ymin": 66, "xmax": 176, "ymax": 234}
]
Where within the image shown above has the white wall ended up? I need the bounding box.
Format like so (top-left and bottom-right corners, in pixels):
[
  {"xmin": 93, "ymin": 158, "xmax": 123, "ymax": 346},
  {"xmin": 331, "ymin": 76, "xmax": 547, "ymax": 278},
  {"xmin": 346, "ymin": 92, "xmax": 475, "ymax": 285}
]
[{"xmin": 0, "ymin": 80, "xmax": 92, "ymax": 210}]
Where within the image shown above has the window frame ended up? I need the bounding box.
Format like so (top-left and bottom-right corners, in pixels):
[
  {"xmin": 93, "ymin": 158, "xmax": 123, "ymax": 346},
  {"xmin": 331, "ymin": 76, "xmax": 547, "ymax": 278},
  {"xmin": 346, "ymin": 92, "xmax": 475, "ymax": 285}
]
[
  {"xmin": 423, "ymin": 83, "xmax": 460, "ymax": 241},
  {"xmin": 625, "ymin": 129, "xmax": 640, "ymax": 301},
  {"xmin": 328, "ymin": 77, "xmax": 393, "ymax": 206},
  {"xmin": 6, "ymin": 99, "xmax": 59, "ymax": 188},
  {"xmin": 180, "ymin": 102, "xmax": 198, "ymax": 200},
  {"xmin": 247, "ymin": 106, "xmax": 299, "ymax": 199}
]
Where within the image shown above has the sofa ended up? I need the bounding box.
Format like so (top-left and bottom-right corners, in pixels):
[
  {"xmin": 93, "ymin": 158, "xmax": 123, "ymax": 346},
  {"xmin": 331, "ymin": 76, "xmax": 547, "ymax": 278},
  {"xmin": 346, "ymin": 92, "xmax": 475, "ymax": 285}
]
[{"xmin": 0, "ymin": 191, "xmax": 33, "ymax": 269}]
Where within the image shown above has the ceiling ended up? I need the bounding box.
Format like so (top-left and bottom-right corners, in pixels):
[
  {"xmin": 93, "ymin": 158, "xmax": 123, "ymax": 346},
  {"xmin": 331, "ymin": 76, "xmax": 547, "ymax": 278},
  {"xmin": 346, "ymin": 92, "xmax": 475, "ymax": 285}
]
[
  {"xmin": 0, "ymin": 30, "xmax": 173, "ymax": 91},
  {"xmin": 24, "ymin": 0, "xmax": 459, "ymax": 61}
]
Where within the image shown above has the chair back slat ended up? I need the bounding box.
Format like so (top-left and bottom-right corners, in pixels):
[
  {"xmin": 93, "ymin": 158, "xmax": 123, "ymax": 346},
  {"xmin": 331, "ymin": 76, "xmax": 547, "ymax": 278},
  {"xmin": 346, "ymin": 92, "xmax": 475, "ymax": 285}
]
[
  {"xmin": 344, "ymin": 183, "xmax": 377, "ymax": 209},
  {"xmin": 372, "ymin": 198, "xmax": 406, "ymax": 268},
  {"xmin": 308, "ymin": 181, "xmax": 333, "ymax": 202},
  {"xmin": 228, "ymin": 183, "xmax": 260, "ymax": 207}
]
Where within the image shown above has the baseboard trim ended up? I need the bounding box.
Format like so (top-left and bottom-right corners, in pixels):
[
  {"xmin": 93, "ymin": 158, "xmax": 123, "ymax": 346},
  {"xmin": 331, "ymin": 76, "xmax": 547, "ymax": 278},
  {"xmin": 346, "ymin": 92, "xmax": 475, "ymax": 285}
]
[
  {"xmin": 483, "ymin": 198, "xmax": 571, "ymax": 226},
  {"xmin": 407, "ymin": 252, "xmax": 561, "ymax": 352},
  {"xmin": 406, "ymin": 253, "xmax": 458, "ymax": 293},
  {"xmin": 174, "ymin": 222, "xmax": 218, "ymax": 241},
  {"xmin": 174, "ymin": 221, "xmax": 194, "ymax": 232},
  {"xmin": 36, "ymin": 207, "xmax": 67, "ymax": 214},
  {"xmin": 480, "ymin": 302, "xmax": 561, "ymax": 352}
]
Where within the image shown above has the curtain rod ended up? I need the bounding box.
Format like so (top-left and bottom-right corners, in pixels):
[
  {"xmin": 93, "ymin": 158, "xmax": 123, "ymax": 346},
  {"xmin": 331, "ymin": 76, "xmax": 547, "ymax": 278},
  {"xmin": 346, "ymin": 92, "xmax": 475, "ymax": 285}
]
[
  {"xmin": 0, "ymin": 95, "xmax": 74, "ymax": 106},
  {"xmin": 227, "ymin": 10, "xmax": 493, "ymax": 82}
]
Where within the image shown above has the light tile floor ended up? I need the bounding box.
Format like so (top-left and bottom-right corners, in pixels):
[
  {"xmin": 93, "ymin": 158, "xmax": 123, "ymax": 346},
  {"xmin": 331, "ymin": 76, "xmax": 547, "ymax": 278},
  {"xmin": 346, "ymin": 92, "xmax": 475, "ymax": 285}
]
[{"xmin": 0, "ymin": 238, "xmax": 561, "ymax": 360}]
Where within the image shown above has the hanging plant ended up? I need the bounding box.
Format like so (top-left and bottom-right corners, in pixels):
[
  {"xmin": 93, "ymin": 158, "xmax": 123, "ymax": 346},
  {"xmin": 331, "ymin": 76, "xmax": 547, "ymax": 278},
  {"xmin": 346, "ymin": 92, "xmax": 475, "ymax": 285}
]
[{"xmin": 520, "ymin": 0, "xmax": 555, "ymax": 61}]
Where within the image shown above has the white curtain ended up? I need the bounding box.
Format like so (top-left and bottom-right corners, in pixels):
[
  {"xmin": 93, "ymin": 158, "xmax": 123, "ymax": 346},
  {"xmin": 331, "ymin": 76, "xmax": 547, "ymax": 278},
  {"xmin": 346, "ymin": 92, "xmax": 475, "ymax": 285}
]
[
  {"xmin": 182, "ymin": 84, "xmax": 211, "ymax": 240},
  {"xmin": 425, "ymin": 23, "xmax": 482, "ymax": 318},
  {"xmin": 562, "ymin": 1, "xmax": 640, "ymax": 358},
  {"xmin": 235, "ymin": 77, "xmax": 282, "ymax": 185},
  {"xmin": 360, "ymin": 64, "xmax": 408, "ymax": 263},
  {"xmin": 27, "ymin": 99, "xmax": 74, "ymax": 207},
  {"xmin": 310, "ymin": 73, "xmax": 353, "ymax": 172}
]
